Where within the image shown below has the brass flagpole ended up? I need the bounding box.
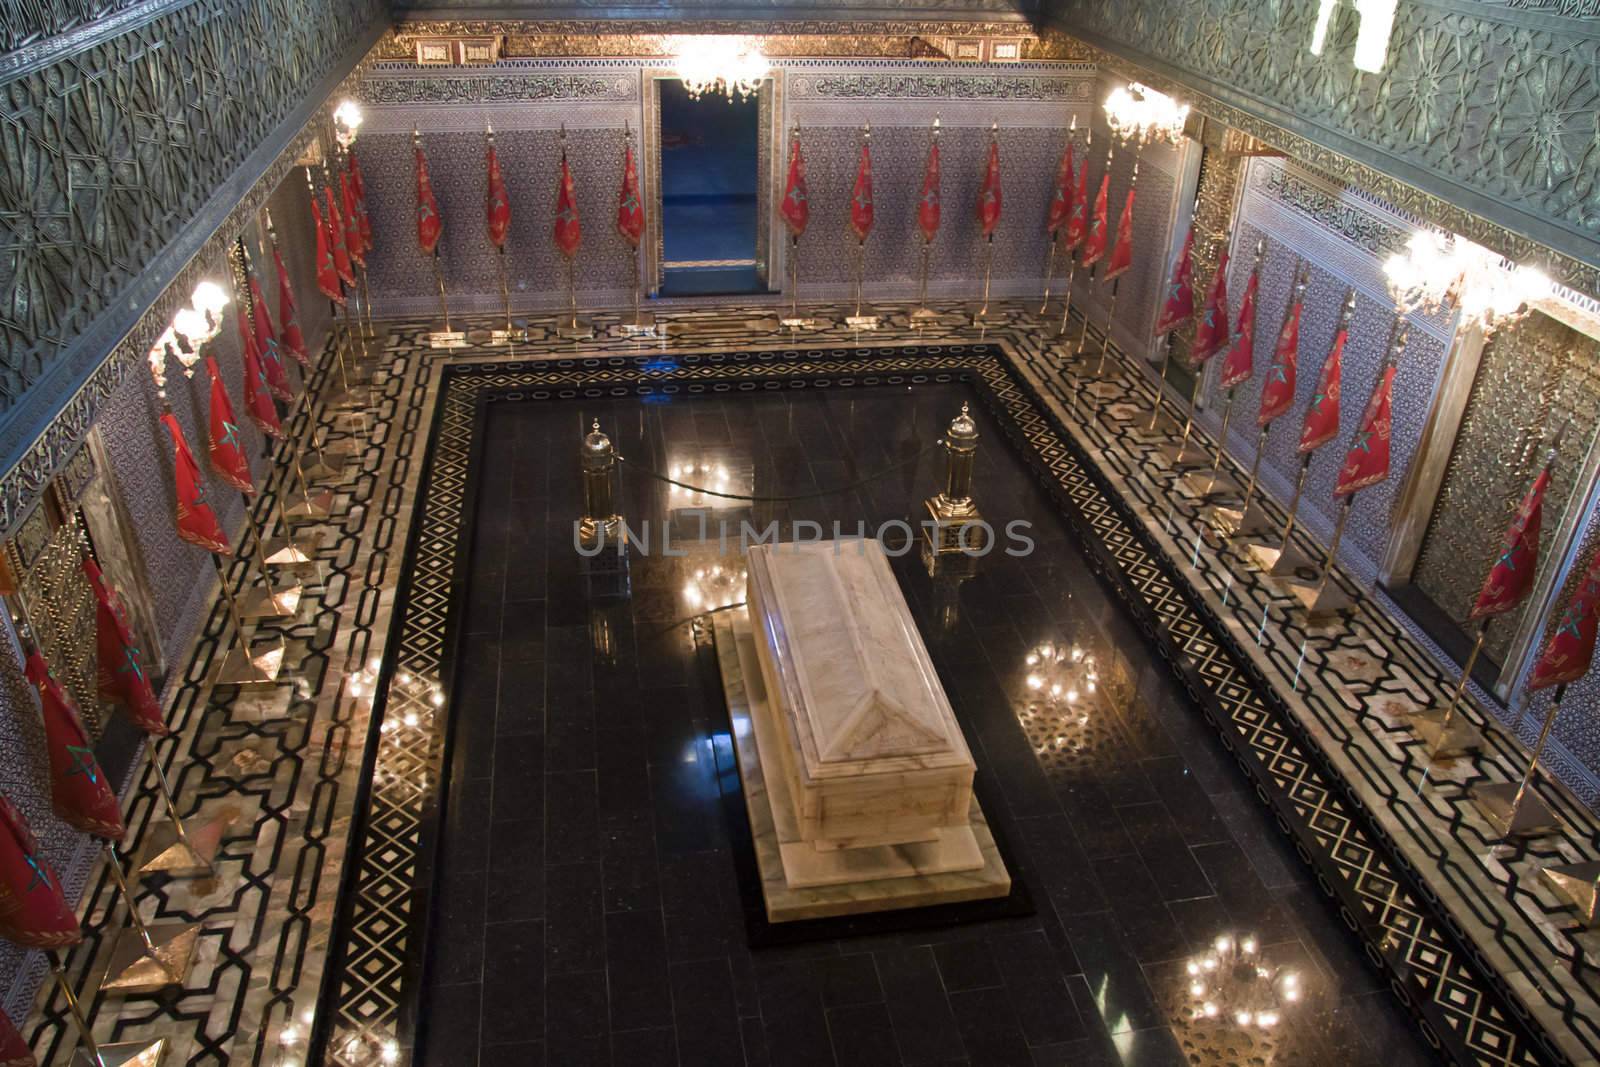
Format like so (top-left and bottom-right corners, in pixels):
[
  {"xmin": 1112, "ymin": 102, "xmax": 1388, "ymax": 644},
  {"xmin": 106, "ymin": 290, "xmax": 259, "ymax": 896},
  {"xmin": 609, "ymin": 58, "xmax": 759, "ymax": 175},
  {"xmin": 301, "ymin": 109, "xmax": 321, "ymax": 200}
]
[
  {"xmin": 911, "ymin": 115, "xmax": 942, "ymax": 323},
  {"xmin": 1184, "ymin": 237, "xmax": 1266, "ymax": 501},
  {"xmin": 1040, "ymin": 116, "xmax": 1077, "ymax": 318}
]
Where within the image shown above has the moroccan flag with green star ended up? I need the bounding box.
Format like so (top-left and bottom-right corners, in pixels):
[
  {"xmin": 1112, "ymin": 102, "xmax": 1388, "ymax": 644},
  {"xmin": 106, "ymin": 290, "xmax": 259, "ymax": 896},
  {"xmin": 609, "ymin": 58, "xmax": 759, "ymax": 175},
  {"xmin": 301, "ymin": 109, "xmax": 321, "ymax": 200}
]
[
  {"xmin": 1334, "ymin": 362, "xmax": 1396, "ymax": 496},
  {"xmin": 486, "ymin": 141, "xmax": 511, "ymax": 249},
  {"xmin": 349, "ymin": 148, "xmax": 373, "ymax": 251},
  {"xmin": 780, "ymin": 131, "xmax": 809, "ymax": 237},
  {"xmin": 1104, "ymin": 186, "xmax": 1135, "ymax": 280},
  {"xmin": 161, "ymin": 413, "xmax": 230, "ymax": 555},
  {"xmin": 617, "ymin": 142, "xmax": 645, "ymax": 247},
  {"xmin": 1154, "ymin": 227, "xmax": 1194, "ymax": 336},
  {"xmin": 0, "ymin": 1004, "xmax": 34, "ymax": 1067},
  {"xmin": 310, "ymin": 194, "xmax": 343, "ymax": 305},
  {"xmin": 26, "ymin": 650, "xmax": 124, "ymax": 842},
  {"xmin": 1472, "ymin": 462, "xmax": 1551, "ymax": 619},
  {"xmin": 1080, "ymin": 173, "xmax": 1110, "ymax": 268},
  {"xmin": 916, "ymin": 137, "xmax": 941, "ymax": 242},
  {"xmin": 1192, "ymin": 244, "xmax": 1230, "ymax": 364},
  {"xmin": 239, "ymin": 313, "xmax": 283, "ymax": 440},
  {"xmin": 1256, "ymin": 288, "xmax": 1301, "ymax": 425},
  {"xmin": 205, "ymin": 354, "xmax": 253, "ymax": 494},
  {"xmin": 1528, "ymin": 549, "xmax": 1600, "ymax": 690},
  {"xmin": 1298, "ymin": 326, "xmax": 1345, "ymax": 453},
  {"xmin": 975, "ymin": 137, "xmax": 1002, "ymax": 238},
  {"xmin": 416, "ymin": 140, "xmax": 444, "ymax": 255},
  {"xmin": 341, "ymin": 169, "xmax": 365, "ymax": 265},
  {"xmin": 1220, "ymin": 263, "xmax": 1258, "ymax": 390},
  {"xmin": 1046, "ymin": 136, "xmax": 1075, "ymax": 239},
  {"xmin": 849, "ymin": 140, "xmax": 874, "ymax": 241},
  {"xmin": 0, "ymin": 793, "xmax": 81, "ymax": 949},
  {"xmin": 274, "ymin": 245, "xmax": 311, "ymax": 366},
  {"xmin": 325, "ymin": 186, "xmax": 355, "ymax": 287},
  {"xmin": 244, "ymin": 285, "xmax": 292, "ymax": 403},
  {"xmin": 83, "ymin": 557, "xmax": 168, "ymax": 738},
  {"xmin": 1065, "ymin": 144, "xmax": 1088, "ymax": 250},
  {"xmin": 554, "ymin": 151, "xmax": 582, "ymax": 258}
]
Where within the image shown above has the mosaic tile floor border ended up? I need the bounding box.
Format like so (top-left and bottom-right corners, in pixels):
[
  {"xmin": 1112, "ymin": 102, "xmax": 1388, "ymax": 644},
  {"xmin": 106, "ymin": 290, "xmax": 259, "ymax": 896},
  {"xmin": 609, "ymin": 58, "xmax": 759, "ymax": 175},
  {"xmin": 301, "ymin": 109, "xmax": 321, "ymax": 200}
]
[{"xmin": 329, "ymin": 312, "xmax": 1570, "ymax": 1067}]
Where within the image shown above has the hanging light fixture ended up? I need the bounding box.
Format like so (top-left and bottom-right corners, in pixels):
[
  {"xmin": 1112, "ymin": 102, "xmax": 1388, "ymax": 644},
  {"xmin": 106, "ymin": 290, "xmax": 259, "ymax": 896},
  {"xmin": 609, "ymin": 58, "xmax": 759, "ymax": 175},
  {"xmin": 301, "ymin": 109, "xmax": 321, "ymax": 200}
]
[
  {"xmin": 672, "ymin": 36, "xmax": 769, "ymax": 102},
  {"xmin": 1103, "ymin": 83, "xmax": 1190, "ymax": 148},
  {"xmin": 1383, "ymin": 231, "xmax": 1549, "ymax": 333},
  {"xmin": 332, "ymin": 99, "xmax": 364, "ymax": 147}
]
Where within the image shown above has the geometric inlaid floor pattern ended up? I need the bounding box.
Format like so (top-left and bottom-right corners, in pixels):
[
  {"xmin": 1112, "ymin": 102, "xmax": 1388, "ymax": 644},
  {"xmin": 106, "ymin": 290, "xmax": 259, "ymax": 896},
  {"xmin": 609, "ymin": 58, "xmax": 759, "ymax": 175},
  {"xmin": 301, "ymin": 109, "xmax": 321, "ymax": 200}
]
[{"xmin": 22, "ymin": 302, "xmax": 1600, "ymax": 1067}]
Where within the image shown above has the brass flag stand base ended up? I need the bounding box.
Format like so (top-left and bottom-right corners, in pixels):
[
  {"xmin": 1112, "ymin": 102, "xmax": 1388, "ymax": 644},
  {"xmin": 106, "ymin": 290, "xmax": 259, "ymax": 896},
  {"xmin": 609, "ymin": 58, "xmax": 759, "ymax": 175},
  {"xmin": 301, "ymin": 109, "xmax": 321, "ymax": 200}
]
[
  {"xmin": 100, "ymin": 844, "xmax": 199, "ymax": 996},
  {"xmin": 1471, "ymin": 684, "xmax": 1566, "ymax": 840},
  {"xmin": 557, "ymin": 260, "xmax": 594, "ymax": 340},
  {"xmin": 845, "ymin": 239, "xmax": 879, "ymax": 330},
  {"xmin": 970, "ymin": 237, "xmax": 1000, "ymax": 328},
  {"xmin": 1541, "ymin": 861, "xmax": 1600, "ymax": 926},
  {"xmin": 102, "ymin": 922, "xmax": 199, "ymax": 996},
  {"xmin": 1289, "ymin": 497, "xmax": 1354, "ymax": 620},
  {"xmin": 73, "ymin": 1039, "xmax": 168, "ymax": 1067},
  {"xmin": 1182, "ymin": 391, "xmax": 1242, "ymax": 500},
  {"xmin": 487, "ymin": 247, "xmax": 527, "ymax": 344},
  {"xmin": 1407, "ymin": 618, "xmax": 1490, "ymax": 759},
  {"xmin": 140, "ymin": 802, "xmax": 240, "ymax": 878},
  {"xmin": 1205, "ymin": 425, "xmax": 1273, "ymax": 538},
  {"xmin": 1246, "ymin": 454, "xmax": 1317, "ymax": 580},
  {"xmin": 779, "ymin": 237, "xmax": 826, "ymax": 331},
  {"xmin": 215, "ymin": 634, "xmax": 285, "ymax": 687},
  {"xmin": 427, "ymin": 251, "xmax": 468, "ymax": 350}
]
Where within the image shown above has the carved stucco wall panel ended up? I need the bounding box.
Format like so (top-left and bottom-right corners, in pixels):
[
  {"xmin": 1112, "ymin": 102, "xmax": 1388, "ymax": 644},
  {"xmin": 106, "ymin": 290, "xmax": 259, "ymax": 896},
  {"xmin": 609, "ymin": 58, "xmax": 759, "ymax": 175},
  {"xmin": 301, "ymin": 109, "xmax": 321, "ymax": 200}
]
[{"xmin": 1040, "ymin": 0, "xmax": 1600, "ymax": 294}]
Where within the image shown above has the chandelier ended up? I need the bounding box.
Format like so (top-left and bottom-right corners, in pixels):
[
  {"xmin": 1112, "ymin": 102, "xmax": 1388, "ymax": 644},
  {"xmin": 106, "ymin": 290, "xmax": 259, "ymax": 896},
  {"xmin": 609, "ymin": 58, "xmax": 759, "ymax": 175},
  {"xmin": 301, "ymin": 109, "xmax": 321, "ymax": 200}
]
[
  {"xmin": 332, "ymin": 98, "xmax": 364, "ymax": 148},
  {"xmin": 1024, "ymin": 641, "xmax": 1099, "ymax": 707},
  {"xmin": 1383, "ymin": 230, "xmax": 1550, "ymax": 333},
  {"xmin": 1185, "ymin": 934, "xmax": 1301, "ymax": 1030},
  {"xmin": 1103, "ymin": 82, "xmax": 1190, "ymax": 147},
  {"xmin": 672, "ymin": 36, "xmax": 769, "ymax": 102}
]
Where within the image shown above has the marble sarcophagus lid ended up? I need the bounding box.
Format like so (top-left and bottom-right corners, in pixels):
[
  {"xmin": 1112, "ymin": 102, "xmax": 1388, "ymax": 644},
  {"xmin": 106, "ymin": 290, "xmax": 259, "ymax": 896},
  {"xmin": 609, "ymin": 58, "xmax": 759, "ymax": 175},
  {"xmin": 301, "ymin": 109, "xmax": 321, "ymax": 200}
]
[{"xmin": 717, "ymin": 539, "xmax": 1010, "ymax": 919}]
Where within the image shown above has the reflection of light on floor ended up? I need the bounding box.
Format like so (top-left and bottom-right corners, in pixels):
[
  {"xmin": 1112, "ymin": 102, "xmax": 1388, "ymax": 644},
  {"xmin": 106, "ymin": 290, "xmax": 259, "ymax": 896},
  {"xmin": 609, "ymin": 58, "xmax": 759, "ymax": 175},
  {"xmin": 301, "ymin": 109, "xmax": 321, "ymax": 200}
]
[
  {"xmin": 1020, "ymin": 641, "xmax": 1100, "ymax": 760},
  {"xmin": 1173, "ymin": 933, "xmax": 1301, "ymax": 1064},
  {"xmin": 669, "ymin": 460, "xmax": 751, "ymax": 505},
  {"xmin": 684, "ymin": 564, "xmax": 747, "ymax": 613}
]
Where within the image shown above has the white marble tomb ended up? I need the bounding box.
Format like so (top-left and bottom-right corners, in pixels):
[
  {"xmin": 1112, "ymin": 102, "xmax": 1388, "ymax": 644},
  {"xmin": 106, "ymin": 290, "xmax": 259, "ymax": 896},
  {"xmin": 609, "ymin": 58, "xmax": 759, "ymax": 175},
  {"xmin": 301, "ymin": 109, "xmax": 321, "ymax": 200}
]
[{"xmin": 717, "ymin": 540, "xmax": 1011, "ymax": 921}]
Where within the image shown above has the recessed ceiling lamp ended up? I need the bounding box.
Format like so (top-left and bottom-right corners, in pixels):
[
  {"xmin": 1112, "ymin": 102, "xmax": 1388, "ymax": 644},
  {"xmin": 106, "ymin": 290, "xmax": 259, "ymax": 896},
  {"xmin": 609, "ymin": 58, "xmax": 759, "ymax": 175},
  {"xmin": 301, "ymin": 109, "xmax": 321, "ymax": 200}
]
[{"xmin": 672, "ymin": 36, "xmax": 769, "ymax": 102}]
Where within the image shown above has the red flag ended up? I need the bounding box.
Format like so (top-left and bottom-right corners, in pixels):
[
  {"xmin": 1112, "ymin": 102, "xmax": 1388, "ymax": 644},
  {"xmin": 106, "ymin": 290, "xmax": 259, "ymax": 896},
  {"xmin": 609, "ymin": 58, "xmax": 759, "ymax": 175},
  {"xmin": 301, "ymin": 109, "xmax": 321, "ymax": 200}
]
[
  {"xmin": 1472, "ymin": 465, "xmax": 1551, "ymax": 620},
  {"xmin": 0, "ymin": 793, "xmax": 80, "ymax": 950},
  {"xmin": 1257, "ymin": 292, "xmax": 1302, "ymax": 425},
  {"xmin": 975, "ymin": 139, "xmax": 1002, "ymax": 238},
  {"xmin": 779, "ymin": 134, "xmax": 809, "ymax": 237},
  {"xmin": 1081, "ymin": 174, "xmax": 1111, "ymax": 268},
  {"xmin": 1298, "ymin": 328, "xmax": 1345, "ymax": 453},
  {"xmin": 325, "ymin": 186, "xmax": 354, "ymax": 287},
  {"xmin": 0, "ymin": 1005, "xmax": 34, "ymax": 1067},
  {"xmin": 417, "ymin": 142, "xmax": 444, "ymax": 255},
  {"xmin": 554, "ymin": 154, "xmax": 582, "ymax": 258},
  {"xmin": 1065, "ymin": 148, "xmax": 1089, "ymax": 250},
  {"xmin": 1103, "ymin": 187, "xmax": 1135, "ymax": 280},
  {"xmin": 161, "ymin": 414, "xmax": 230, "ymax": 555},
  {"xmin": 245, "ymin": 287, "xmax": 292, "ymax": 403},
  {"xmin": 1155, "ymin": 229, "xmax": 1194, "ymax": 336},
  {"xmin": 1192, "ymin": 245, "xmax": 1231, "ymax": 363},
  {"xmin": 341, "ymin": 170, "xmax": 365, "ymax": 265},
  {"xmin": 1528, "ymin": 550, "xmax": 1600, "ymax": 691},
  {"xmin": 916, "ymin": 140, "xmax": 941, "ymax": 242},
  {"xmin": 83, "ymin": 558, "xmax": 167, "ymax": 738},
  {"xmin": 1046, "ymin": 137, "xmax": 1075, "ymax": 238},
  {"xmin": 241, "ymin": 334, "xmax": 282, "ymax": 441},
  {"xmin": 26, "ymin": 651, "xmax": 123, "ymax": 842},
  {"xmin": 486, "ymin": 142, "xmax": 511, "ymax": 249},
  {"xmin": 1220, "ymin": 266, "xmax": 1259, "ymax": 390},
  {"xmin": 849, "ymin": 142, "xmax": 874, "ymax": 241},
  {"xmin": 310, "ymin": 194, "xmax": 343, "ymax": 305},
  {"xmin": 349, "ymin": 149, "xmax": 373, "ymax": 251},
  {"xmin": 617, "ymin": 143, "xmax": 645, "ymax": 248},
  {"xmin": 273, "ymin": 246, "xmax": 311, "ymax": 366},
  {"xmin": 206, "ymin": 354, "xmax": 253, "ymax": 494},
  {"xmin": 1334, "ymin": 363, "xmax": 1396, "ymax": 496}
]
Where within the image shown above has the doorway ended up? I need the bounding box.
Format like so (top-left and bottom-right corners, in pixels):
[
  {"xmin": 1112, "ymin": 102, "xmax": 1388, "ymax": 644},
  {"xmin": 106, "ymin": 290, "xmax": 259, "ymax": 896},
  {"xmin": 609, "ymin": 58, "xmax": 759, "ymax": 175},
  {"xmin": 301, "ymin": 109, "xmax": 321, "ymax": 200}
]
[{"xmin": 658, "ymin": 79, "xmax": 763, "ymax": 297}]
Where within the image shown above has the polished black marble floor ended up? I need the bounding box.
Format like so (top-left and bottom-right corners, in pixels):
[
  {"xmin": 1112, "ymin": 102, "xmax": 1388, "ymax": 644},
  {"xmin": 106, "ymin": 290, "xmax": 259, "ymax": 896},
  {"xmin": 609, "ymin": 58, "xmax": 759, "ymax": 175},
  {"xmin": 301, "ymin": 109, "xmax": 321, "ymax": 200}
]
[{"xmin": 417, "ymin": 383, "xmax": 1438, "ymax": 1067}]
